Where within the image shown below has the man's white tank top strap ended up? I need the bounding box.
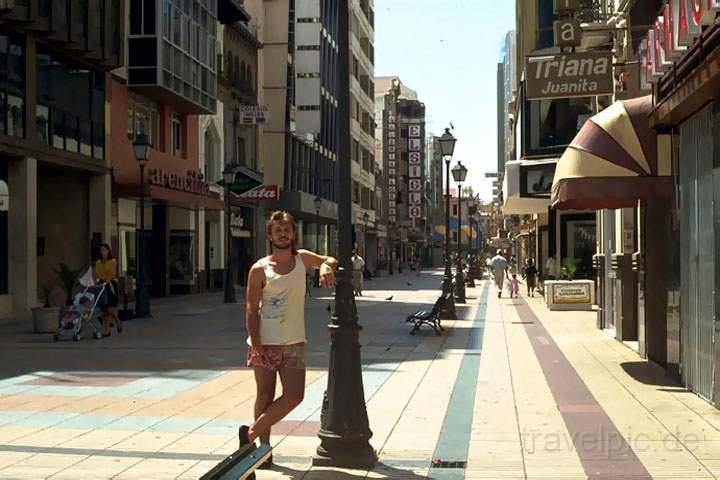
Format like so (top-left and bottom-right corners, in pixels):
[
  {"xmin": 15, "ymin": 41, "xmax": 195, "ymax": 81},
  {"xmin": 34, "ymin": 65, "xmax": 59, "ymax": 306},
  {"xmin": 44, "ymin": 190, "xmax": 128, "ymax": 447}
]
[{"xmin": 248, "ymin": 254, "xmax": 308, "ymax": 346}]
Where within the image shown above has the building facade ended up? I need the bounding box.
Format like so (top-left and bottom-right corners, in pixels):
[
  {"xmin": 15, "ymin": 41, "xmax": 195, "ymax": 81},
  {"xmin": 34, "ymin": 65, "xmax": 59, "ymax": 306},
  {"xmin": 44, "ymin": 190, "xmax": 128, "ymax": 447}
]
[
  {"xmin": 112, "ymin": 0, "xmax": 223, "ymax": 297},
  {"xmin": 0, "ymin": 2, "xmax": 124, "ymax": 315}
]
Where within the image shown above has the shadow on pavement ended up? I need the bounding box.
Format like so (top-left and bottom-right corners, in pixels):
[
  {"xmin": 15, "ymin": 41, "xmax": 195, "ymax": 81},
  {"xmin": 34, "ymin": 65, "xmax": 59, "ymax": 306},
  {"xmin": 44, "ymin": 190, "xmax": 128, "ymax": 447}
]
[
  {"xmin": 620, "ymin": 361, "xmax": 683, "ymax": 388},
  {"xmin": 271, "ymin": 462, "xmax": 428, "ymax": 479}
]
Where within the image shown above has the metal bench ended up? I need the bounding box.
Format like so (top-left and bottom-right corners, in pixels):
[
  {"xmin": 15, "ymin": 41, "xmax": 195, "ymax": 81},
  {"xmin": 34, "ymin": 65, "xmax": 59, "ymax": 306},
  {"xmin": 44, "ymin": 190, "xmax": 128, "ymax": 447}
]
[
  {"xmin": 200, "ymin": 443, "xmax": 272, "ymax": 480},
  {"xmin": 406, "ymin": 293, "xmax": 449, "ymax": 336}
]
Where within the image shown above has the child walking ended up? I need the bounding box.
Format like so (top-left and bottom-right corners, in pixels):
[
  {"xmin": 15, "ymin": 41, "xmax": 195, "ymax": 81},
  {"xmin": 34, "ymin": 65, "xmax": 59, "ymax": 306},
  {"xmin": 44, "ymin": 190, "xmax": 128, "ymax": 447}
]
[{"xmin": 509, "ymin": 273, "xmax": 520, "ymax": 299}]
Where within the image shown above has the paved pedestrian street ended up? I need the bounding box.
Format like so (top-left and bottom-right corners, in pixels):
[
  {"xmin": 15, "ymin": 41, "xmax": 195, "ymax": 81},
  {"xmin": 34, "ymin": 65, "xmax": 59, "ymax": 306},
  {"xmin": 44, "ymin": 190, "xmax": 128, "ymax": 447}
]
[{"xmin": 0, "ymin": 270, "xmax": 719, "ymax": 479}]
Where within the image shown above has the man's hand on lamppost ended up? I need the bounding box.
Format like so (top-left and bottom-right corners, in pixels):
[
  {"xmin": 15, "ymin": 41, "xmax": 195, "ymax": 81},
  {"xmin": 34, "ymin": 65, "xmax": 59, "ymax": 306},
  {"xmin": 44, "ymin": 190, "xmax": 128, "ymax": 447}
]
[{"xmin": 319, "ymin": 260, "xmax": 337, "ymax": 288}]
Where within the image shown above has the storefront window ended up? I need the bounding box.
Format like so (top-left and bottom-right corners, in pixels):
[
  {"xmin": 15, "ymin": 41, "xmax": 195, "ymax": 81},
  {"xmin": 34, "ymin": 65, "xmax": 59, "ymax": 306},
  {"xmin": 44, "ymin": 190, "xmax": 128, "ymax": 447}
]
[
  {"xmin": 523, "ymin": 96, "xmax": 593, "ymax": 157},
  {"xmin": 562, "ymin": 214, "xmax": 596, "ymax": 280},
  {"xmin": 0, "ymin": 28, "xmax": 25, "ymax": 139},
  {"xmin": 36, "ymin": 47, "xmax": 105, "ymax": 157}
]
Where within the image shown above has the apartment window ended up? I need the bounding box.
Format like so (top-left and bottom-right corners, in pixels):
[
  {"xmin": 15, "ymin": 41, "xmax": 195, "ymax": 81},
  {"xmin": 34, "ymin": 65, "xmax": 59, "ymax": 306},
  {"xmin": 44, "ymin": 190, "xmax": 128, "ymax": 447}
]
[
  {"xmin": 130, "ymin": 0, "xmax": 156, "ymax": 35},
  {"xmin": 127, "ymin": 93, "xmax": 159, "ymax": 147},
  {"xmin": 452, "ymin": 231, "xmax": 458, "ymax": 242},
  {"xmin": 524, "ymin": 96, "xmax": 593, "ymax": 157},
  {"xmin": 452, "ymin": 204, "xmax": 458, "ymax": 216},
  {"xmin": 0, "ymin": 28, "xmax": 25, "ymax": 139},
  {"xmin": 298, "ymin": 45, "xmax": 321, "ymax": 51},
  {"xmin": 298, "ymin": 105, "xmax": 320, "ymax": 111},
  {"xmin": 298, "ymin": 72, "xmax": 320, "ymax": 79},
  {"xmin": 171, "ymin": 113, "xmax": 182, "ymax": 155},
  {"xmin": 297, "ymin": 17, "xmax": 320, "ymax": 23}
]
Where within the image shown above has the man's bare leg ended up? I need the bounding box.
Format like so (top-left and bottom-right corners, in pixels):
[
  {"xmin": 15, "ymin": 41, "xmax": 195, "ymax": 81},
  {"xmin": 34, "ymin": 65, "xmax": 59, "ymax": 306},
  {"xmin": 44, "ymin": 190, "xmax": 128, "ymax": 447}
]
[
  {"xmin": 253, "ymin": 367, "xmax": 277, "ymax": 444},
  {"xmin": 248, "ymin": 366, "xmax": 305, "ymax": 443}
]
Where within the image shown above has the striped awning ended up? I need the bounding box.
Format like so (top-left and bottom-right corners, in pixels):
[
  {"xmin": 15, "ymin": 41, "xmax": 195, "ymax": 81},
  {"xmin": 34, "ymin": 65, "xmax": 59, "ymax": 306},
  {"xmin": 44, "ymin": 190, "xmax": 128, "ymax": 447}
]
[{"xmin": 551, "ymin": 96, "xmax": 673, "ymax": 210}]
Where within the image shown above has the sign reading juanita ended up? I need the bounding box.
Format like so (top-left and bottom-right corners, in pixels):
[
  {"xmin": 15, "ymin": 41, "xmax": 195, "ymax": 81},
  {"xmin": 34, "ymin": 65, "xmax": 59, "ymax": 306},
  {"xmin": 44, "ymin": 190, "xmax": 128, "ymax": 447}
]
[
  {"xmin": 150, "ymin": 169, "xmax": 210, "ymax": 196},
  {"xmin": 525, "ymin": 52, "xmax": 613, "ymax": 100}
]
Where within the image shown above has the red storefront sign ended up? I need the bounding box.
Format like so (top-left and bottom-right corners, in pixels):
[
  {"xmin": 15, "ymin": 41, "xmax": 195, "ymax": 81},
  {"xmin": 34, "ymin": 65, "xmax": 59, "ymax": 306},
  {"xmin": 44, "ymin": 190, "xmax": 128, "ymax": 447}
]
[
  {"xmin": 237, "ymin": 184, "xmax": 280, "ymax": 201},
  {"xmin": 642, "ymin": 0, "xmax": 720, "ymax": 83}
]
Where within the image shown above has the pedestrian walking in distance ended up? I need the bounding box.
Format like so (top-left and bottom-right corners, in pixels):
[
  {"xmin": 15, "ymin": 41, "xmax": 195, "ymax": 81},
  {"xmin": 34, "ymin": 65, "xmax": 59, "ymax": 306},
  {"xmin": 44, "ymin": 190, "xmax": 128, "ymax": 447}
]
[
  {"xmin": 524, "ymin": 259, "xmax": 538, "ymax": 297},
  {"xmin": 351, "ymin": 249, "xmax": 365, "ymax": 296},
  {"xmin": 509, "ymin": 273, "xmax": 520, "ymax": 298},
  {"xmin": 240, "ymin": 211, "xmax": 337, "ymax": 468},
  {"xmin": 490, "ymin": 249, "xmax": 508, "ymax": 298}
]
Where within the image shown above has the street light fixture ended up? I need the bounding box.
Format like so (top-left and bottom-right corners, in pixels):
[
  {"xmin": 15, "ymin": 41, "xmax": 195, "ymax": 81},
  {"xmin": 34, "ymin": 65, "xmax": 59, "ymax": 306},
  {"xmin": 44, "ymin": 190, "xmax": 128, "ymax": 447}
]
[
  {"xmin": 313, "ymin": 0, "xmax": 376, "ymax": 468},
  {"xmin": 473, "ymin": 212, "xmax": 482, "ymax": 254},
  {"xmin": 133, "ymin": 133, "xmax": 152, "ymax": 318},
  {"xmin": 438, "ymin": 128, "xmax": 457, "ymax": 319},
  {"xmin": 222, "ymin": 163, "xmax": 238, "ymax": 304},
  {"xmin": 452, "ymin": 161, "xmax": 468, "ymax": 303},
  {"xmin": 314, "ymin": 195, "xmax": 322, "ymax": 287}
]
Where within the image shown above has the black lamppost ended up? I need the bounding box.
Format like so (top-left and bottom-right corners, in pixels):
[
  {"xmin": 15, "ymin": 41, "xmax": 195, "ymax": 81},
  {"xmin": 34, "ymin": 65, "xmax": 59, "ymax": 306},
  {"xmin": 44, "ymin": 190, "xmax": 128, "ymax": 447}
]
[
  {"xmin": 222, "ymin": 163, "xmax": 238, "ymax": 304},
  {"xmin": 473, "ymin": 212, "xmax": 482, "ymax": 255},
  {"xmin": 388, "ymin": 223, "xmax": 394, "ymax": 275},
  {"xmin": 313, "ymin": 0, "xmax": 376, "ymax": 468},
  {"xmin": 452, "ymin": 161, "xmax": 468, "ymax": 303},
  {"xmin": 314, "ymin": 195, "xmax": 322, "ymax": 287},
  {"xmin": 438, "ymin": 128, "xmax": 457, "ymax": 319},
  {"xmin": 362, "ymin": 211, "xmax": 369, "ymax": 261},
  {"xmin": 133, "ymin": 134, "xmax": 152, "ymax": 318}
]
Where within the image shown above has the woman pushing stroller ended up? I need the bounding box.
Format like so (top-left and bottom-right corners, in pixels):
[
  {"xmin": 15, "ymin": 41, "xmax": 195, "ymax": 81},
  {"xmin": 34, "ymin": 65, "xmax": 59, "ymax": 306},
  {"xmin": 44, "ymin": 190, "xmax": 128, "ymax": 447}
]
[{"xmin": 93, "ymin": 243, "xmax": 122, "ymax": 336}]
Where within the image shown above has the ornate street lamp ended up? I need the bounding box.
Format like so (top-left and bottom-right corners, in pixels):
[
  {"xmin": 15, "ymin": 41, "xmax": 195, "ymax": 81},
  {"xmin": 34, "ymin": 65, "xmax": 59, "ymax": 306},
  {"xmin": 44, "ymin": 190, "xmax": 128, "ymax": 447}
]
[
  {"xmin": 313, "ymin": 0, "xmax": 376, "ymax": 468},
  {"xmin": 222, "ymin": 163, "xmax": 239, "ymax": 304},
  {"xmin": 452, "ymin": 161, "xmax": 468, "ymax": 303},
  {"xmin": 438, "ymin": 128, "xmax": 457, "ymax": 319},
  {"xmin": 133, "ymin": 134, "xmax": 152, "ymax": 318},
  {"xmin": 314, "ymin": 195, "xmax": 322, "ymax": 287}
]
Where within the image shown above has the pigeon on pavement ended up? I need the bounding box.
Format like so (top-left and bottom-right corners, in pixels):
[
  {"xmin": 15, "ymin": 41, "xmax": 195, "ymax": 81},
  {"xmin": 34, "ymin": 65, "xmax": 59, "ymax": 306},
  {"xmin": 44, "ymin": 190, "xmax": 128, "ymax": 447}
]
[
  {"xmin": 385, "ymin": 295, "xmax": 393, "ymax": 301},
  {"xmin": 326, "ymin": 304, "xmax": 332, "ymax": 312}
]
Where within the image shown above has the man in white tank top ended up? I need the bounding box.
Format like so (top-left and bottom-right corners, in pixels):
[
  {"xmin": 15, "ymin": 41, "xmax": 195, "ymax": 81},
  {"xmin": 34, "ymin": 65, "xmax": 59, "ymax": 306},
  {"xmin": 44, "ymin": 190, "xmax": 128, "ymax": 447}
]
[{"xmin": 239, "ymin": 211, "xmax": 337, "ymax": 468}]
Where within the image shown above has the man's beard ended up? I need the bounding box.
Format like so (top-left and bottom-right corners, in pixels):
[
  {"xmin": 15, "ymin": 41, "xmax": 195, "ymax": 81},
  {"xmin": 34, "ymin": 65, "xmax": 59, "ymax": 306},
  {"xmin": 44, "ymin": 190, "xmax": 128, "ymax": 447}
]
[{"xmin": 271, "ymin": 239, "xmax": 292, "ymax": 251}]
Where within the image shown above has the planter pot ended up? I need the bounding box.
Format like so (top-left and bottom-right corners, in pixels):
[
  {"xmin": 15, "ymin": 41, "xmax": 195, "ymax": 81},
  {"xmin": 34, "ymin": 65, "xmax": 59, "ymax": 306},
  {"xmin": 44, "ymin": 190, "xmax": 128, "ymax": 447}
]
[
  {"xmin": 544, "ymin": 280, "xmax": 595, "ymax": 311},
  {"xmin": 31, "ymin": 307, "xmax": 60, "ymax": 333}
]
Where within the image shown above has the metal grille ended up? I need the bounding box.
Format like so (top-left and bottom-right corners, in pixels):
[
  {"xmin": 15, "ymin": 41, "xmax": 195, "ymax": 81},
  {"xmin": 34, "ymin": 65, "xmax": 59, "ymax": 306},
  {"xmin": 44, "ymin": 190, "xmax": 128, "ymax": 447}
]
[
  {"xmin": 575, "ymin": 0, "xmax": 614, "ymax": 23},
  {"xmin": 679, "ymin": 104, "xmax": 715, "ymax": 401}
]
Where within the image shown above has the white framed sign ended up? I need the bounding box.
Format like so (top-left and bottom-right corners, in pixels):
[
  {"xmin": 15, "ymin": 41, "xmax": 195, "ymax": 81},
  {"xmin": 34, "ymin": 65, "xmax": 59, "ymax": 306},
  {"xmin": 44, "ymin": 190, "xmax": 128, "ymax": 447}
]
[
  {"xmin": 409, "ymin": 192, "xmax": 421, "ymax": 205},
  {"xmin": 409, "ymin": 125, "xmax": 421, "ymax": 137},
  {"xmin": 409, "ymin": 165, "xmax": 421, "ymax": 177},
  {"xmin": 409, "ymin": 179, "xmax": 422, "ymax": 191},
  {"xmin": 409, "ymin": 152, "xmax": 421, "ymax": 164},
  {"xmin": 409, "ymin": 206, "xmax": 421, "ymax": 218},
  {"xmin": 408, "ymin": 138, "xmax": 422, "ymax": 151}
]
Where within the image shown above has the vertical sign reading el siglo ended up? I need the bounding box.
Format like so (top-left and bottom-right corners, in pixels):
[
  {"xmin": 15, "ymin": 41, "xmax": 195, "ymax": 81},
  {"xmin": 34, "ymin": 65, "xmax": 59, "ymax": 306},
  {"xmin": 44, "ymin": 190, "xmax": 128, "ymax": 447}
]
[
  {"xmin": 408, "ymin": 125, "xmax": 422, "ymax": 219},
  {"xmin": 387, "ymin": 109, "xmax": 397, "ymax": 224}
]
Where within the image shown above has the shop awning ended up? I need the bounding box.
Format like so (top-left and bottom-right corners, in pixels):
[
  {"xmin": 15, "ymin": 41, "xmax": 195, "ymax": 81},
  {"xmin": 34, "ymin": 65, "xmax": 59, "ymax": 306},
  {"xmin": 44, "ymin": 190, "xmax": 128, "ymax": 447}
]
[{"xmin": 551, "ymin": 96, "xmax": 673, "ymax": 210}]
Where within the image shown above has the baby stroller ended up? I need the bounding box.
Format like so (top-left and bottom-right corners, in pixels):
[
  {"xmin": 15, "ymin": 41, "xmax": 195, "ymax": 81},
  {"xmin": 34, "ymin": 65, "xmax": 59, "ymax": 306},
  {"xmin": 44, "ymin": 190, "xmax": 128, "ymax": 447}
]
[{"xmin": 54, "ymin": 283, "xmax": 106, "ymax": 342}]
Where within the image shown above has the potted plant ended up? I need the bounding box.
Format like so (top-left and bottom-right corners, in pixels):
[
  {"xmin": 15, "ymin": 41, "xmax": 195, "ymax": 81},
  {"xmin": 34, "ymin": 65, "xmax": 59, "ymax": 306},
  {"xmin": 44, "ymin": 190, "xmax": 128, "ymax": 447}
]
[
  {"xmin": 560, "ymin": 258, "xmax": 577, "ymax": 281},
  {"xmin": 31, "ymin": 282, "xmax": 59, "ymax": 333},
  {"xmin": 54, "ymin": 263, "xmax": 82, "ymax": 307}
]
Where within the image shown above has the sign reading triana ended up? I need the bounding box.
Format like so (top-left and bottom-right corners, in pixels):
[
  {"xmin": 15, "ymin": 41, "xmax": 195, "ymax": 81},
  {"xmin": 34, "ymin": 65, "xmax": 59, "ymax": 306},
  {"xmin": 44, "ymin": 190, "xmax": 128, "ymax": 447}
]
[
  {"xmin": 525, "ymin": 52, "xmax": 613, "ymax": 100},
  {"xmin": 150, "ymin": 169, "xmax": 210, "ymax": 196}
]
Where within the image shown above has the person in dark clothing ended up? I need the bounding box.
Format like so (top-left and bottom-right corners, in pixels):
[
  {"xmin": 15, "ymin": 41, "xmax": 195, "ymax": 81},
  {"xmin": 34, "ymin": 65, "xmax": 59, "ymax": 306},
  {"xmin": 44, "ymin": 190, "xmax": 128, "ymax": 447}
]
[{"xmin": 523, "ymin": 259, "xmax": 538, "ymax": 297}]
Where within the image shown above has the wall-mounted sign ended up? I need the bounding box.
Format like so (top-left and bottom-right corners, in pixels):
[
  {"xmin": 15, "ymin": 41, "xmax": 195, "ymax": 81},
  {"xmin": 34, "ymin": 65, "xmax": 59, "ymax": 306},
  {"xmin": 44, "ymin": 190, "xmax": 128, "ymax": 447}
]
[
  {"xmin": 238, "ymin": 105, "xmax": 269, "ymax": 125},
  {"xmin": 409, "ymin": 206, "xmax": 422, "ymax": 219},
  {"xmin": 409, "ymin": 192, "xmax": 421, "ymax": 205},
  {"xmin": 521, "ymin": 162, "xmax": 556, "ymax": 197},
  {"xmin": 409, "ymin": 125, "xmax": 421, "ymax": 137},
  {"xmin": 230, "ymin": 212, "xmax": 244, "ymax": 228},
  {"xmin": 525, "ymin": 52, "xmax": 613, "ymax": 99},
  {"xmin": 409, "ymin": 152, "xmax": 421, "ymax": 164},
  {"xmin": 408, "ymin": 138, "xmax": 422, "ymax": 151},
  {"xmin": 237, "ymin": 184, "xmax": 279, "ymax": 201},
  {"xmin": 150, "ymin": 169, "xmax": 210, "ymax": 195},
  {"xmin": 409, "ymin": 179, "xmax": 422, "ymax": 191},
  {"xmin": 553, "ymin": 0, "xmax": 579, "ymax": 13},
  {"xmin": 554, "ymin": 19, "xmax": 581, "ymax": 47},
  {"xmin": 409, "ymin": 165, "xmax": 421, "ymax": 177}
]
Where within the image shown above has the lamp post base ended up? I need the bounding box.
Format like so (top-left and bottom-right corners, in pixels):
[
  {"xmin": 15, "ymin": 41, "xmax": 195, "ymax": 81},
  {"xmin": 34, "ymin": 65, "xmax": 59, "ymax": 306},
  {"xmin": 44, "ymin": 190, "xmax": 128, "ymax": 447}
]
[
  {"xmin": 313, "ymin": 432, "xmax": 377, "ymax": 468},
  {"xmin": 134, "ymin": 286, "xmax": 152, "ymax": 318},
  {"xmin": 440, "ymin": 271, "xmax": 456, "ymax": 319},
  {"xmin": 454, "ymin": 271, "xmax": 467, "ymax": 303}
]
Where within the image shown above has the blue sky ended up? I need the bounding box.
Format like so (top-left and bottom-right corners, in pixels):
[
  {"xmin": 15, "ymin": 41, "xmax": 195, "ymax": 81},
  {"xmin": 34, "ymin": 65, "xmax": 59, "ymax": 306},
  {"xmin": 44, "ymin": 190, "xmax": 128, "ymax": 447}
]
[{"xmin": 375, "ymin": 0, "xmax": 516, "ymax": 202}]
